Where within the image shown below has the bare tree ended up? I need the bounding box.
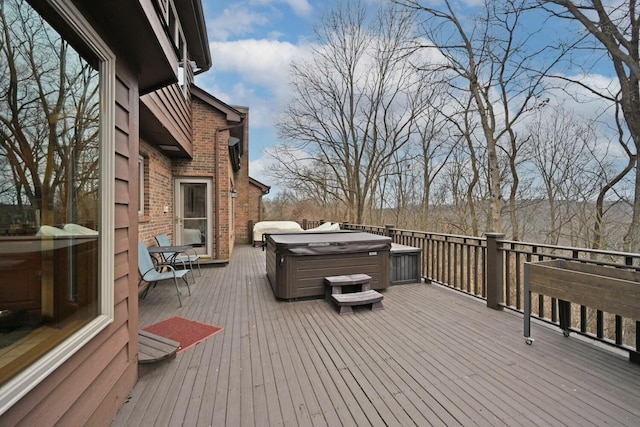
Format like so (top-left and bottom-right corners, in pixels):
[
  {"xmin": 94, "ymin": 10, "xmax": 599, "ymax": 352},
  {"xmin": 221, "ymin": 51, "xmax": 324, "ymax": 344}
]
[
  {"xmin": 0, "ymin": 0, "xmax": 100, "ymax": 228},
  {"xmin": 538, "ymin": 0, "xmax": 640, "ymax": 251},
  {"xmin": 395, "ymin": 0, "xmax": 565, "ymax": 237},
  {"xmin": 414, "ymin": 87, "xmax": 457, "ymax": 230},
  {"xmin": 271, "ymin": 1, "xmax": 436, "ymax": 223},
  {"xmin": 592, "ymin": 102, "xmax": 636, "ymax": 250},
  {"xmin": 373, "ymin": 78, "xmax": 456, "ymax": 230},
  {"xmin": 441, "ymin": 93, "xmax": 484, "ymax": 236},
  {"xmin": 526, "ymin": 104, "xmax": 601, "ymax": 245}
]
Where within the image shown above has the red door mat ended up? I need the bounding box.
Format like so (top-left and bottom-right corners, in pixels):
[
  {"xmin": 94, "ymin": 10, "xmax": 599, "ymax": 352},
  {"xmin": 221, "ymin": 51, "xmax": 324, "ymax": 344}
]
[{"xmin": 142, "ymin": 316, "xmax": 223, "ymax": 354}]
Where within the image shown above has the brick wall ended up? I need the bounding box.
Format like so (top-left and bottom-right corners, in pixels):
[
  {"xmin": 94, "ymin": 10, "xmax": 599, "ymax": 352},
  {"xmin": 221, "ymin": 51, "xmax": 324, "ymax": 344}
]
[
  {"xmin": 247, "ymin": 183, "xmax": 265, "ymax": 225},
  {"xmin": 233, "ymin": 106, "xmax": 251, "ymax": 244},
  {"xmin": 191, "ymin": 97, "xmax": 233, "ymax": 259},
  {"xmin": 138, "ymin": 139, "xmax": 173, "ymax": 247},
  {"xmin": 137, "ymin": 96, "xmax": 253, "ymax": 260}
]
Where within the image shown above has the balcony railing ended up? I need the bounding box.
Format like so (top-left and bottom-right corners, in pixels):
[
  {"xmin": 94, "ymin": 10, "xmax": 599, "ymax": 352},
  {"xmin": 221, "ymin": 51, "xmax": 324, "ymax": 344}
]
[{"xmin": 300, "ymin": 220, "xmax": 640, "ymax": 362}]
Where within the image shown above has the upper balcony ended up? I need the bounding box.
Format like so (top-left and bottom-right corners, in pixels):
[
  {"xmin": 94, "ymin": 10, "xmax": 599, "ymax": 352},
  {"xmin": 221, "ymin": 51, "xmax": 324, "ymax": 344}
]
[
  {"xmin": 114, "ymin": 230, "xmax": 640, "ymax": 425},
  {"xmin": 139, "ymin": 0, "xmax": 212, "ymax": 158}
]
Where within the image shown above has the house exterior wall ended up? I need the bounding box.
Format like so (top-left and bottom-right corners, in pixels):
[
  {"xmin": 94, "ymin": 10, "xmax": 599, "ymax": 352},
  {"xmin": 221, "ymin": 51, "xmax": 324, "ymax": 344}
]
[
  {"xmin": 228, "ymin": 162, "xmax": 236, "ymax": 256},
  {"xmin": 0, "ymin": 0, "xmax": 212, "ymax": 422},
  {"xmin": 247, "ymin": 183, "xmax": 266, "ymax": 230},
  {"xmin": 138, "ymin": 139, "xmax": 174, "ymax": 246},
  {"xmin": 184, "ymin": 96, "xmax": 232, "ymax": 259},
  {"xmin": 0, "ymin": 59, "xmax": 139, "ymax": 426},
  {"xmin": 233, "ymin": 107, "xmax": 252, "ymax": 245},
  {"xmin": 138, "ymin": 93, "xmax": 255, "ymax": 261}
]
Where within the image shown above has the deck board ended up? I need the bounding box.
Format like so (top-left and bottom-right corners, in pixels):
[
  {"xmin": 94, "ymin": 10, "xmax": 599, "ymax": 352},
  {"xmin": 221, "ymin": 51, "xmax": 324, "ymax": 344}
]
[
  {"xmin": 113, "ymin": 245, "xmax": 640, "ymax": 426},
  {"xmin": 137, "ymin": 331, "xmax": 179, "ymax": 363}
]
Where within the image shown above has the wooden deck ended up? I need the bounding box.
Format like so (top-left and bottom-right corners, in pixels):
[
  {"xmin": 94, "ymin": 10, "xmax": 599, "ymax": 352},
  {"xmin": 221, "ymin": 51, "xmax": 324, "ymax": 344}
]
[{"xmin": 113, "ymin": 245, "xmax": 640, "ymax": 426}]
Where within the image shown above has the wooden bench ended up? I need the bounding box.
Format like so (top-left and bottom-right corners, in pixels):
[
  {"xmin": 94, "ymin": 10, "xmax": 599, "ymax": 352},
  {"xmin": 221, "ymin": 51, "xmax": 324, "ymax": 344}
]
[{"xmin": 325, "ymin": 274, "xmax": 384, "ymax": 315}]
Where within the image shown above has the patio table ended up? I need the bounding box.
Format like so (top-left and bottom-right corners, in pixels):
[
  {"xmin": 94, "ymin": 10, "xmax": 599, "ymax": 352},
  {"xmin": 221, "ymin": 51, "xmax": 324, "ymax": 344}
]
[{"xmin": 147, "ymin": 244, "xmax": 195, "ymax": 281}]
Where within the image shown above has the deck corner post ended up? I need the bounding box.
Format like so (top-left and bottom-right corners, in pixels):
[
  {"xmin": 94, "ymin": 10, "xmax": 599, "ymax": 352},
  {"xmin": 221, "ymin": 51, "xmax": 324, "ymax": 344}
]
[
  {"xmin": 384, "ymin": 224, "xmax": 395, "ymax": 239},
  {"xmin": 485, "ymin": 232, "xmax": 505, "ymax": 311}
]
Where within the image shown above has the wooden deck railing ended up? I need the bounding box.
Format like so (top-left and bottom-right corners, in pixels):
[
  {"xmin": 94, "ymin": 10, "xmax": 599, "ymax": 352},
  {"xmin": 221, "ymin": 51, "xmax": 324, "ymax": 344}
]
[{"xmin": 300, "ymin": 220, "xmax": 640, "ymax": 362}]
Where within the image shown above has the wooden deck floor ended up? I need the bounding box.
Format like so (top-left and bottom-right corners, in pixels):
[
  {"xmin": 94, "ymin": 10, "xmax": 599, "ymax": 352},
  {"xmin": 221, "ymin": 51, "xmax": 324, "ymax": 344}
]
[{"xmin": 112, "ymin": 245, "xmax": 640, "ymax": 426}]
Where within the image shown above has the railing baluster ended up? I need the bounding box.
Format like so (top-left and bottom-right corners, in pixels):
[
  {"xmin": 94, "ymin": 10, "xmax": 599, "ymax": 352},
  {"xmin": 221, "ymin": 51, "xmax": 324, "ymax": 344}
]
[
  {"xmin": 465, "ymin": 241, "xmax": 470, "ymax": 294},
  {"xmin": 473, "ymin": 241, "xmax": 484, "ymax": 295},
  {"xmin": 615, "ymin": 315, "xmax": 623, "ymax": 345},
  {"xmin": 508, "ymin": 249, "xmax": 513, "ymax": 308},
  {"xmin": 515, "ymin": 250, "xmax": 521, "ymax": 310},
  {"xmin": 538, "ymin": 294, "xmax": 544, "ymax": 321},
  {"xmin": 597, "ymin": 311, "xmax": 604, "ymax": 339}
]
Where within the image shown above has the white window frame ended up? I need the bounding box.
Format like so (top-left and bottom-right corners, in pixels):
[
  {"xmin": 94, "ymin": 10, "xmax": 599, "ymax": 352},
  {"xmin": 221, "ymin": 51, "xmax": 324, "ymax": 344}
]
[
  {"xmin": 177, "ymin": 35, "xmax": 189, "ymax": 98},
  {"xmin": 0, "ymin": 0, "xmax": 115, "ymax": 414},
  {"xmin": 167, "ymin": 0, "xmax": 189, "ymax": 98},
  {"xmin": 139, "ymin": 155, "xmax": 145, "ymax": 216},
  {"xmin": 174, "ymin": 178, "xmax": 212, "ymax": 257}
]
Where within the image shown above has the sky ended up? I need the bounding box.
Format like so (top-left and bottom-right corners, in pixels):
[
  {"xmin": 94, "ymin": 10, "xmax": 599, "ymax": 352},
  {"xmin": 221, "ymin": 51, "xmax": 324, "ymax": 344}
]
[
  {"xmin": 195, "ymin": 0, "xmax": 331, "ymax": 192},
  {"xmin": 193, "ymin": 0, "xmax": 624, "ymax": 198}
]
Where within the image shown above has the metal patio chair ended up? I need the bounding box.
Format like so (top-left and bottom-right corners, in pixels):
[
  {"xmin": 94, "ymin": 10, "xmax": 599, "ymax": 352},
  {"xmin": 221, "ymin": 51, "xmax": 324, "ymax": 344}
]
[
  {"xmin": 154, "ymin": 234, "xmax": 202, "ymax": 281},
  {"xmin": 138, "ymin": 241, "xmax": 190, "ymax": 307}
]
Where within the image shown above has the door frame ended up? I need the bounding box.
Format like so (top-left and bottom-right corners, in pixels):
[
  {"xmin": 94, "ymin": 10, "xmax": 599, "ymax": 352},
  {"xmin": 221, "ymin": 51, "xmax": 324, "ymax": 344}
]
[{"xmin": 174, "ymin": 177, "xmax": 212, "ymax": 257}]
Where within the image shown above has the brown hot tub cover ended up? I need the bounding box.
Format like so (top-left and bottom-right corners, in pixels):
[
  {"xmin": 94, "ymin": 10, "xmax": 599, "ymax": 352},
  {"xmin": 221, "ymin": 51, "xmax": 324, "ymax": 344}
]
[
  {"xmin": 268, "ymin": 231, "xmax": 391, "ymax": 256},
  {"xmin": 266, "ymin": 231, "xmax": 392, "ymax": 300}
]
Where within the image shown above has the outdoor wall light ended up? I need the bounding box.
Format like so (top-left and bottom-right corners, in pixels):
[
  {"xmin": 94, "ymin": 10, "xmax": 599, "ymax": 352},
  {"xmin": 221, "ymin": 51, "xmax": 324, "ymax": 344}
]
[{"xmin": 230, "ymin": 189, "xmax": 238, "ymax": 198}]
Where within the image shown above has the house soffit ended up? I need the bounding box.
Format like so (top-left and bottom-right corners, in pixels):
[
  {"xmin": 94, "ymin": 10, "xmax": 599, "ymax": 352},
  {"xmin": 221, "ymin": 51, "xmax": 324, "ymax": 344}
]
[
  {"xmin": 191, "ymin": 85, "xmax": 244, "ymax": 122},
  {"xmin": 191, "ymin": 85, "xmax": 247, "ymax": 158},
  {"xmin": 139, "ymin": 99, "xmax": 192, "ymax": 158},
  {"xmin": 71, "ymin": 0, "xmax": 179, "ymax": 94},
  {"xmin": 249, "ymin": 177, "xmax": 271, "ymax": 194}
]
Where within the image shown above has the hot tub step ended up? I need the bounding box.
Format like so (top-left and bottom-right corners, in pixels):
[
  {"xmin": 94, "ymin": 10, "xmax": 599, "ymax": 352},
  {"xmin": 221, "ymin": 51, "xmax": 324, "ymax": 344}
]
[
  {"xmin": 325, "ymin": 273, "xmax": 372, "ymax": 288},
  {"xmin": 325, "ymin": 274, "xmax": 373, "ymax": 299},
  {"xmin": 331, "ymin": 289, "xmax": 384, "ymax": 315}
]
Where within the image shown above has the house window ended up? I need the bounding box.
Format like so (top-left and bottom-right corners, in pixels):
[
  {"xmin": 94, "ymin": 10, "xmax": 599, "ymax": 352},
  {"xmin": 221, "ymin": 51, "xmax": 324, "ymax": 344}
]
[
  {"xmin": 176, "ymin": 36, "xmax": 189, "ymax": 98},
  {"xmin": 167, "ymin": 0, "xmax": 190, "ymax": 98},
  {"xmin": 139, "ymin": 155, "xmax": 146, "ymax": 216},
  {"xmin": 0, "ymin": 0, "xmax": 114, "ymax": 413}
]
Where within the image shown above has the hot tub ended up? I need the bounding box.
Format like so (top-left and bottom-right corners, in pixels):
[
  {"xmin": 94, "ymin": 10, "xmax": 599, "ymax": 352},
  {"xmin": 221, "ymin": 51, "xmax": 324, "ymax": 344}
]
[{"xmin": 266, "ymin": 231, "xmax": 391, "ymax": 300}]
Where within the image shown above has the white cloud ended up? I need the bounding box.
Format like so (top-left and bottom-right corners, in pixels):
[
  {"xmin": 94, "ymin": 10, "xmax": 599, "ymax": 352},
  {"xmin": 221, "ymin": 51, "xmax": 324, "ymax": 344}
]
[
  {"xmin": 249, "ymin": 156, "xmax": 275, "ymax": 182},
  {"xmin": 252, "ymin": 0, "xmax": 313, "ymax": 17},
  {"xmin": 249, "ymin": 155, "xmax": 284, "ymax": 197},
  {"xmin": 204, "ymin": 39, "xmax": 312, "ymax": 126},
  {"xmin": 210, "ymin": 39, "xmax": 301, "ymax": 86},
  {"xmin": 207, "ymin": 5, "xmax": 269, "ymax": 41},
  {"xmin": 279, "ymin": 0, "xmax": 313, "ymax": 17},
  {"xmin": 544, "ymin": 73, "xmax": 619, "ymax": 121},
  {"xmin": 206, "ymin": 1, "xmax": 313, "ymax": 41}
]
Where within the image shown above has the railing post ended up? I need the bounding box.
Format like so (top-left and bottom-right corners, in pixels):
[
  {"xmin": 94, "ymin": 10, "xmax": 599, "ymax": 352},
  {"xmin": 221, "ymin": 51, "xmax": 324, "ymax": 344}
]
[
  {"xmin": 485, "ymin": 232, "xmax": 505, "ymax": 311},
  {"xmin": 342, "ymin": 221, "xmax": 349, "ymax": 230},
  {"xmin": 385, "ymin": 224, "xmax": 395, "ymax": 240},
  {"xmin": 302, "ymin": 219, "xmax": 308, "ymax": 230}
]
